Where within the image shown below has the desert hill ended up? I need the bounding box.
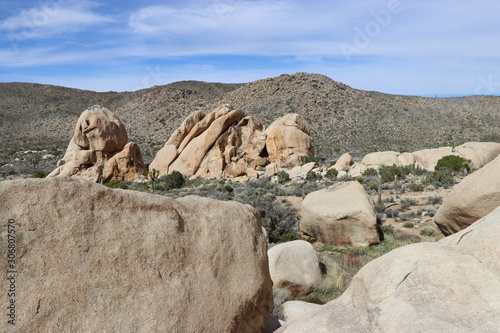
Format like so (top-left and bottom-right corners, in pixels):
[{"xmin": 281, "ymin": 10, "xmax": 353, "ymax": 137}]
[{"xmin": 1, "ymin": 73, "xmax": 499, "ymax": 161}]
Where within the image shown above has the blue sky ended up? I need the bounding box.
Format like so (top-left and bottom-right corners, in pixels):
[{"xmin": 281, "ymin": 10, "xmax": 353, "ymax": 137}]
[{"xmin": 0, "ymin": 0, "xmax": 499, "ymax": 96}]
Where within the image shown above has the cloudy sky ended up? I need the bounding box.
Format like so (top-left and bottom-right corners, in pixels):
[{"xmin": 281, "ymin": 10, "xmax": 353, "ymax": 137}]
[{"xmin": 0, "ymin": 0, "xmax": 499, "ymax": 96}]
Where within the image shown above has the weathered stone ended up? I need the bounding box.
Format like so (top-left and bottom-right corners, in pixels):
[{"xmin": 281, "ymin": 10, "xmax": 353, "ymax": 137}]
[
  {"xmin": 169, "ymin": 108, "xmax": 245, "ymax": 176},
  {"xmin": 149, "ymin": 144, "xmax": 178, "ymax": 176},
  {"xmin": 453, "ymin": 141, "xmax": 500, "ymax": 168},
  {"xmin": 73, "ymin": 105, "xmax": 128, "ymax": 152},
  {"xmin": 267, "ymin": 240, "xmax": 323, "ymax": 297},
  {"xmin": 0, "ymin": 178, "xmax": 273, "ymax": 332},
  {"xmin": 278, "ymin": 207, "xmax": 500, "ymax": 333},
  {"xmin": 300, "ymin": 182, "xmax": 379, "ymax": 246},
  {"xmin": 165, "ymin": 110, "xmax": 205, "ymax": 148},
  {"xmin": 434, "ymin": 154, "xmax": 500, "ymax": 235},
  {"xmin": 398, "ymin": 152, "xmax": 415, "ymax": 167},
  {"xmin": 331, "ymin": 152, "xmax": 353, "ymax": 171},
  {"xmin": 412, "ymin": 147, "xmax": 457, "ymax": 171},
  {"xmin": 281, "ymin": 301, "xmax": 321, "ymax": 323},
  {"xmin": 361, "ymin": 151, "xmax": 400, "ymax": 169},
  {"xmin": 103, "ymin": 142, "xmax": 147, "ymax": 182},
  {"xmin": 265, "ymin": 114, "xmax": 314, "ymax": 167}
]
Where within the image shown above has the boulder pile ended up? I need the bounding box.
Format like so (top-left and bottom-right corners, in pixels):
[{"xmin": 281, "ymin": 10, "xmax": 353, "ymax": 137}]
[
  {"xmin": 47, "ymin": 105, "xmax": 147, "ymax": 183},
  {"xmin": 278, "ymin": 206, "xmax": 500, "ymax": 332},
  {"xmin": 149, "ymin": 105, "xmax": 314, "ymax": 178}
]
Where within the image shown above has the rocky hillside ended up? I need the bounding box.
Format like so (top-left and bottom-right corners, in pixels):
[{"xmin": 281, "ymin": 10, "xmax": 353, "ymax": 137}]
[{"xmin": 1, "ymin": 73, "xmax": 499, "ymax": 162}]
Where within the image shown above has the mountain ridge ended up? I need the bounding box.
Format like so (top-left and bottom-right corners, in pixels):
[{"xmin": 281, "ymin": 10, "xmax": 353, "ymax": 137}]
[{"xmin": 1, "ymin": 73, "xmax": 499, "ymax": 162}]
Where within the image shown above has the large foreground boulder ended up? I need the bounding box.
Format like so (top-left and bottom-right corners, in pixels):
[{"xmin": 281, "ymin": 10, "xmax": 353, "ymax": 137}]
[
  {"xmin": 300, "ymin": 182, "xmax": 379, "ymax": 247},
  {"xmin": 267, "ymin": 240, "xmax": 323, "ymax": 297},
  {"xmin": 0, "ymin": 178, "xmax": 273, "ymax": 332},
  {"xmin": 434, "ymin": 154, "xmax": 500, "ymax": 235},
  {"xmin": 278, "ymin": 206, "xmax": 500, "ymax": 333}
]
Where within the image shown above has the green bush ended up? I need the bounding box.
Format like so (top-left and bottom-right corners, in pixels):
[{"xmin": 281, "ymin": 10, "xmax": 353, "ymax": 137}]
[
  {"xmin": 378, "ymin": 164, "xmax": 412, "ymax": 183},
  {"xmin": 32, "ymin": 169, "xmax": 49, "ymax": 178},
  {"xmin": 161, "ymin": 170, "xmax": 185, "ymax": 190},
  {"xmin": 277, "ymin": 170, "xmax": 290, "ymax": 184},
  {"xmin": 325, "ymin": 168, "xmax": 338, "ymax": 179},
  {"xmin": 105, "ymin": 181, "xmax": 128, "ymax": 189},
  {"xmin": 403, "ymin": 222, "xmax": 414, "ymax": 228},
  {"xmin": 410, "ymin": 182, "xmax": 424, "ymax": 192},
  {"xmin": 306, "ymin": 170, "xmax": 322, "ymax": 180},
  {"xmin": 362, "ymin": 168, "xmax": 378, "ymax": 177},
  {"xmin": 423, "ymin": 169, "xmax": 454, "ymax": 186},
  {"xmin": 435, "ymin": 155, "xmax": 470, "ymax": 172},
  {"xmin": 299, "ymin": 155, "xmax": 315, "ymax": 165}
]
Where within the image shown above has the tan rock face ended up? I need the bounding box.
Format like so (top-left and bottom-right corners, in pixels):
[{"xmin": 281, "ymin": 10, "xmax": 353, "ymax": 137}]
[
  {"xmin": 412, "ymin": 147, "xmax": 457, "ymax": 171},
  {"xmin": 265, "ymin": 114, "xmax": 314, "ymax": 167},
  {"xmin": 300, "ymin": 181, "xmax": 379, "ymax": 247},
  {"xmin": 73, "ymin": 105, "xmax": 128, "ymax": 152},
  {"xmin": 103, "ymin": 142, "xmax": 147, "ymax": 182},
  {"xmin": 278, "ymin": 207, "xmax": 500, "ymax": 333},
  {"xmin": 331, "ymin": 152, "xmax": 353, "ymax": 171},
  {"xmin": 361, "ymin": 151, "xmax": 400, "ymax": 169},
  {"xmin": 151, "ymin": 106, "xmax": 314, "ymax": 178},
  {"xmin": 169, "ymin": 107, "xmax": 245, "ymax": 176},
  {"xmin": 434, "ymin": 154, "xmax": 500, "ymax": 235},
  {"xmin": 48, "ymin": 105, "xmax": 146, "ymax": 183},
  {"xmin": 267, "ymin": 240, "xmax": 323, "ymax": 297},
  {"xmin": 453, "ymin": 141, "xmax": 500, "ymax": 168},
  {"xmin": 0, "ymin": 178, "xmax": 273, "ymax": 332}
]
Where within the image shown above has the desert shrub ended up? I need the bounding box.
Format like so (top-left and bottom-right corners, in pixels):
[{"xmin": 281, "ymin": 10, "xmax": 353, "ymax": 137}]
[
  {"xmin": 402, "ymin": 222, "xmax": 414, "ymax": 228},
  {"xmin": 306, "ymin": 170, "xmax": 322, "ymax": 180},
  {"xmin": 423, "ymin": 169, "xmax": 454, "ymax": 186},
  {"xmin": 277, "ymin": 170, "xmax": 290, "ymax": 184},
  {"xmin": 160, "ymin": 170, "xmax": 185, "ymax": 190},
  {"xmin": 299, "ymin": 155, "xmax": 315, "ymax": 165},
  {"xmin": 427, "ymin": 196, "xmax": 443, "ymax": 205},
  {"xmin": 385, "ymin": 208, "xmax": 399, "ymax": 218},
  {"xmin": 325, "ymin": 168, "xmax": 338, "ymax": 179},
  {"xmin": 340, "ymin": 254, "xmax": 365, "ymax": 269},
  {"xmin": 363, "ymin": 168, "xmax": 378, "ymax": 177},
  {"xmin": 480, "ymin": 133, "xmax": 500, "ymax": 142},
  {"xmin": 410, "ymin": 182, "xmax": 424, "ymax": 192},
  {"xmin": 32, "ymin": 169, "xmax": 48, "ymax": 178},
  {"xmin": 378, "ymin": 164, "xmax": 412, "ymax": 183},
  {"xmin": 272, "ymin": 288, "xmax": 292, "ymax": 320},
  {"xmin": 420, "ymin": 227, "xmax": 439, "ymax": 237},
  {"xmin": 435, "ymin": 155, "xmax": 470, "ymax": 172},
  {"xmin": 217, "ymin": 183, "xmax": 234, "ymax": 193},
  {"xmin": 105, "ymin": 181, "xmax": 128, "ymax": 189}
]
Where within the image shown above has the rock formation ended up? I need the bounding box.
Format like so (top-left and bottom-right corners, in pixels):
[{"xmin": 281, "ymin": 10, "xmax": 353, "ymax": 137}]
[
  {"xmin": 300, "ymin": 181, "xmax": 380, "ymax": 247},
  {"xmin": 150, "ymin": 105, "xmax": 314, "ymax": 178},
  {"xmin": 267, "ymin": 240, "xmax": 323, "ymax": 297},
  {"xmin": 278, "ymin": 206, "xmax": 500, "ymax": 333},
  {"xmin": 361, "ymin": 151, "xmax": 400, "ymax": 169},
  {"xmin": 48, "ymin": 105, "xmax": 147, "ymax": 182},
  {"xmin": 348, "ymin": 142, "xmax": 500, "ymax": 175},
  {"xmin": 0, "ymin": 178, "xmax": 273, "ymax": 332},
  {"xmin": 265, "ymin": 113, "xmax": 314, "ymax": 167},
  {"xmin": 434, "ymin": 154, "xmax": 500, "ymax": 235}
]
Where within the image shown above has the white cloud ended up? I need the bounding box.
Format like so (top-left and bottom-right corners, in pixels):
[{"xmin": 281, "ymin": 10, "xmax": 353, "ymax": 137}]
[{"xmin": 0, "ymin": 0, "xmax": 114, "ymax": 39}]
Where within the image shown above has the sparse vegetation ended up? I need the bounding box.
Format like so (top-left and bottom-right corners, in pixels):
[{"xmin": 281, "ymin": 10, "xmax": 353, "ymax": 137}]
[
  {"xmin": 277, "ymin": 170, "xmax": 290, "ymax": 184},
  {"xmin": 325, "ymin": 168, "xmax": 338, "ymax": 179},
  {"xmin": 105, "ymin": 181, "xmax": 128, "ymax": 189}
]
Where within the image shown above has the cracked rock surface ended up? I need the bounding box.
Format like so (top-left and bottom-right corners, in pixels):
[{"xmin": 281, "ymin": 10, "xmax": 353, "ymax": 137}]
[{"xmin": 278, "ymin": 206, "xmax": 500, "ymax": 333}]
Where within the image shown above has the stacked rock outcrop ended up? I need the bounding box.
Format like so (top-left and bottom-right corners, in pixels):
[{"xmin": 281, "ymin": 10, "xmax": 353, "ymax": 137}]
[
  {"xmin": 47, "ymin": 105, "xmax": 147, "ymax": 182},
  {"xmin": 150, "ymin": 105, "xmax": 314, "ymax": 178}
]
